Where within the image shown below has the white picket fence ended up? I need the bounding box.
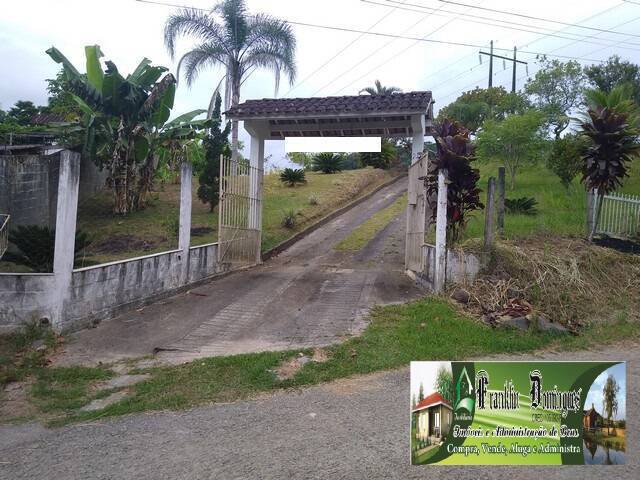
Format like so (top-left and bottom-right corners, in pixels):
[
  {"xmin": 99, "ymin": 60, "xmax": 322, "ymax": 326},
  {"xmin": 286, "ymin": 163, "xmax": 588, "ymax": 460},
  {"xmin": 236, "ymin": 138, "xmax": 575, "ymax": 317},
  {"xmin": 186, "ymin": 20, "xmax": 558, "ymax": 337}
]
[
  {"xmin": 594, "ymin": 192, "xmax": 640, "ymax": 239},
  {"xmin": 0, "ymin": 214, "xmax": 9, "ymax": 260}
]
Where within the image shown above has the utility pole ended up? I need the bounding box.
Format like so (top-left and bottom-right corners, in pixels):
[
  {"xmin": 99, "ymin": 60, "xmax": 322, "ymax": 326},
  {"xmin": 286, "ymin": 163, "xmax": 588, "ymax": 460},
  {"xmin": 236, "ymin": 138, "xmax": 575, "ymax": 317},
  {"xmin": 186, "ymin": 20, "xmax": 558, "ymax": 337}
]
[
  {"xmin": 488, "ymin": 40, "xmax": 493, "ymax": 88},
  {"xmin": 480, "ymin": 43, "xmax": 527, "ymax": 92}
]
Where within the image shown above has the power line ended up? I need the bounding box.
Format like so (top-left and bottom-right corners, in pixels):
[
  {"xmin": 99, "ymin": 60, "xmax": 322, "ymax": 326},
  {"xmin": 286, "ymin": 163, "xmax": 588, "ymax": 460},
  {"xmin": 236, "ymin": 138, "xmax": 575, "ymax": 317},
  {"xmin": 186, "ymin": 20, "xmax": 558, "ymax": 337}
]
[
  {"xmin": 135, "ymin": 0, "xmax": 608, "ymax": 63},
  {"xmin": 328, "ymin": 1, "xmax": 465, "ymax": 95},
  {"xmin": 416, "ymin": 2, "xmax": 626, "ymax": 94},
  {"xmin": 436, "ymin": 0, "xmax": 640, "ymax": 38},
  {"xmin": 283, "ymin": 3, "xmax": 405, "ymax": 96},
  {"xmin": 310, "ymin": 5, "xmax": 440, "ymax": 96},
  {"xmin": 371, "ymin": 0, "xmax": 640, "ymax": 51}
]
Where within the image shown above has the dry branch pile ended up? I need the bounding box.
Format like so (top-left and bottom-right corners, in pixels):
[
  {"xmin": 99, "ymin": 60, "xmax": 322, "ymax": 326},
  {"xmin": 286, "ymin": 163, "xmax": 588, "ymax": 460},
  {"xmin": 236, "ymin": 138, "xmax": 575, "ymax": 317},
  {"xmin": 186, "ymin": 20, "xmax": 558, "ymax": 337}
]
[{"xmin": 453, "ymin": 236, "xmax": 640, "ymax": 331}]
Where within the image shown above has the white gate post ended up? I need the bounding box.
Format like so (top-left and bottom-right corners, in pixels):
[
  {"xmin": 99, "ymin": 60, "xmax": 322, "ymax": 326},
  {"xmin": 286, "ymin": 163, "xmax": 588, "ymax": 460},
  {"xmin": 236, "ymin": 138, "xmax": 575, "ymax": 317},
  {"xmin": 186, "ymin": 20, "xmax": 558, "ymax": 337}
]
[
  {"xmin": 405, "ymin": 114, "xmax": 425, "ymax": 271},
  {"xmin": 434, "ymin": 169, "xmax": 448, "ymax": 293},
  {"xmin": 52, "ymin": 150, "xmax": 80, "ymax": 329},
  {"xmin": 249, "ymin": 133, "xmax": 265, "ymax": 264},
  {"xmin": 179, "ymin": 161, "xmax": 192, "ymax": 283}
]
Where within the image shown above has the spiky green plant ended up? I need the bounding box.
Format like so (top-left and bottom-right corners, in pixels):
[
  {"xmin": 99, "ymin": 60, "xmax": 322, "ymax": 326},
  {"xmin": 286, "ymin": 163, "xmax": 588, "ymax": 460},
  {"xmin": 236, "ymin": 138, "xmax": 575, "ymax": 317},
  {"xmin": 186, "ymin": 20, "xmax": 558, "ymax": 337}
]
[
  {"xmin": 6, "ymin": 226, "xmax": 91, "ymax": 272},
  {"xmin": 312, "ymin": 153, "xmax": 342, "ymax": 174},
  {"xmin": 505, "ymin": 197, "xmax": 538, "ymax": 215},
  {"xmin": 279, "ymin": 168, "xmax": 306, "ymax": 187}
]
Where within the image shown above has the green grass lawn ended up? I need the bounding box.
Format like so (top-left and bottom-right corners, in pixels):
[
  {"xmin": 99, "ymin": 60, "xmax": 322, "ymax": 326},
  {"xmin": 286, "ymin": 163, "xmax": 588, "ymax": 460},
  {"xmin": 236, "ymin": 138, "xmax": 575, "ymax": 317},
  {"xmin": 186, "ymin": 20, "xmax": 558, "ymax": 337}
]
[
  {"xmin": 334, "ymin": 193, "xmax": 407, "ymax": 251},
  {"xmin": 8, "ymin": 296, "xmax": 638, "ymax": 426},
  {"xmin": 70, "ymin": 167, "xmax": 396, "ymax": 265},
  {"xmin": 428, "ymin": 160, "xmax": 640, "ymax": 244}
]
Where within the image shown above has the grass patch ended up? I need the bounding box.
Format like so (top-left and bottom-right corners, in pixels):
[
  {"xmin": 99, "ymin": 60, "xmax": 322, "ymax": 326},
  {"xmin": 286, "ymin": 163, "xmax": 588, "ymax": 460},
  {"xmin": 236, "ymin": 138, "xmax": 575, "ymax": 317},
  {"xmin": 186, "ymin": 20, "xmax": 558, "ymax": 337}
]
[
  {"xmin": 427, "ymin": 160, "xmax": 640, "ymax": 243},
  {"xmin": 335, "ymin": 194, "xmax": 407, "ymax": 251},
  {"xmin": 60, "ymin": 167, "xmax": 397, "ymax": 266},
  {"xmin": 0, "ymin": 322, "xmax": 57, "ymax": 387},
  {"xmin": 30, "ymin": 366, "xmax": 113, "ymax": 413},
  {"xmin": 32, "ymin": 296, "xmax": 640, "ymax": 426}
]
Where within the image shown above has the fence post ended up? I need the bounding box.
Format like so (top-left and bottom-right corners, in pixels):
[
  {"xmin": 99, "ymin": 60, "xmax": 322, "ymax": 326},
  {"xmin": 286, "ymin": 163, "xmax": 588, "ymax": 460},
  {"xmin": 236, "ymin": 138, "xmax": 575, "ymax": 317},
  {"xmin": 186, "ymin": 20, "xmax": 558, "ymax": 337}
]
[
  {"xmin": 179, "ymin": 161, "xmax": 192, "ymax": 283},
  {"xmin": 497, "ymin": 166, "xmax": 505, "ymax": 235},
  {"xmin": 586, "ymin": 189, "xmax": 596, "ymax": 238},
  {"xmin": 52, "ymin": 150, "xmax": 80, "ymax": 330},
  {"xmin": 484, "ymin": 177, "xmax": 496, "ymax": 251},
  {"xmin": 434, "ymin": 168, "xmax": 448, "ymax": 293}
]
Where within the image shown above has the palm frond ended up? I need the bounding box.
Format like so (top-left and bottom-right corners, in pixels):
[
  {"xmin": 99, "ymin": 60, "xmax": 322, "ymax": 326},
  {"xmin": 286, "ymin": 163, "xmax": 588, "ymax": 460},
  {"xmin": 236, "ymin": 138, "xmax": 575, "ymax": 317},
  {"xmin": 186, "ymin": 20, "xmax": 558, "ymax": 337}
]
[
  {"xmin": 176, "ymin": 43, "xmax": 228, "ymax": 87},
  {"xmin": 164, "ymin": 8, "xmax": 230, "ymax": 59},
  {"xmin": 215, "ymin": 0, "xmax": 249, "ymax": 52}
]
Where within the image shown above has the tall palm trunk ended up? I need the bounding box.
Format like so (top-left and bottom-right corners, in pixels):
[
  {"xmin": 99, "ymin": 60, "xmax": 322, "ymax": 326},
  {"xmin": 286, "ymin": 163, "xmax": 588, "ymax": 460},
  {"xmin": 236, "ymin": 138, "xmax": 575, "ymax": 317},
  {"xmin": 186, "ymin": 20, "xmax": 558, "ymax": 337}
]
[{"xmin": 230, "ymin": 74, "xmax": 241, "ymax": 174}]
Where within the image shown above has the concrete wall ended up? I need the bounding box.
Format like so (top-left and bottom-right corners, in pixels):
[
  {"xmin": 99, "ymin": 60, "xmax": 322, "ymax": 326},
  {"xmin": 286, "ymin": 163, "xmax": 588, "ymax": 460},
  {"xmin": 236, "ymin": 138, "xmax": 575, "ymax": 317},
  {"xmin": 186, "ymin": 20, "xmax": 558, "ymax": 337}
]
[
  {"xmin": 417, "ymin": 244, "xmax": 483, "ymax": 288},
  {"xmin": 0, "ymin": 274, "xmax": 56, "ymax": 333},
  {"xmin": 0, "ymin": 153, "xmax": 60, "ymax": 228},
  {"xmin": 0, "ymin": 151, "xmax": 107, "ymax": 229},
  {"xmin": 60, "ymin": 243, "xmax": 225, "ymax": 331},
  {"xmin": 0, "ymin": 152, "xmax": 229, "ymax": 333}
]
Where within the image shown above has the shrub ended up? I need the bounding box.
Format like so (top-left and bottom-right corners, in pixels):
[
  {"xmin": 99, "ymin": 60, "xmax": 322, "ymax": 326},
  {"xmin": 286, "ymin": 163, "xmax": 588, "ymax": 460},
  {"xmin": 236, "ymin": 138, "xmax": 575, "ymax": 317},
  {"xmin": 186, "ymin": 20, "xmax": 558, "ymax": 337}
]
[
  {"xmin": 162, "ymin": 214, "xmax": 180, "ymax": 241},
  {"xmin": 360, "ymin": 140, "xmax": 396, "ymax": 169},
  {"xmin": 281, "ymin": 209, "xmax": 297, "ymax": 229},
  {"xmin": 308, "ymin": 195, "xmax": 319, "ymax": 206},
  {"xmin": 312, "ymin": 153, "xmax": 342, "ymax": 174},
  {"xmin": 547, "ymin": 134, "xmax": 587, "ymax": 188},
  {"xmin": 6, "ymin": 226, "xmax": 91, "ymax": 272},
  {"xmin": 279, "ymin": 168, "xmax": 307, "ymax": 187},
  {"xmin": 425, "ymin": 119, "xmax": 484, "ymax": 245},
  {"xmin": 505, "ymin": 197, "xmax": 538, "ymax": 215}
]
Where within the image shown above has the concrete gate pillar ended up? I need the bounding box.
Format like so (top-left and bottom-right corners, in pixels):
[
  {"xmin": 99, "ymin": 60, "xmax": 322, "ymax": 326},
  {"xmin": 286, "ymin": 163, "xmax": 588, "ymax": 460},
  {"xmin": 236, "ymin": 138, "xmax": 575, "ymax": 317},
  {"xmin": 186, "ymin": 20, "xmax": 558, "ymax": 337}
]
[{"xmin": 52, "ymin": 150, "xmax": 80, "ymax": 328}]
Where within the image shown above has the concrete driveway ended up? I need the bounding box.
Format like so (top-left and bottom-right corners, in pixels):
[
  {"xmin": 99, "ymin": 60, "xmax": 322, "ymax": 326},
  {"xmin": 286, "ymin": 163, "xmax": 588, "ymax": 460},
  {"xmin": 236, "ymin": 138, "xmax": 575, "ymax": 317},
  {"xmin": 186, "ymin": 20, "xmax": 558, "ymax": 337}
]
[
  {"xmin": 2, "ymin": 344, "xmax": 637, "ymax": 479},
  {"xmin": 57, "ymin": 177, "xmax": 422, "ymax": 366}
]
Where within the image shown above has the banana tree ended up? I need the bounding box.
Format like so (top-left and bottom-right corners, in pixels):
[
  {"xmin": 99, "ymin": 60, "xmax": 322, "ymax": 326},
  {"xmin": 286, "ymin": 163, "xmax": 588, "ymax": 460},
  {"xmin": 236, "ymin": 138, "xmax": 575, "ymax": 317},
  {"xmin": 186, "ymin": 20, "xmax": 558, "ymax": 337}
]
[{"xmin": 46, "ymin": 45, "xmax": 184, "ymax": 214}]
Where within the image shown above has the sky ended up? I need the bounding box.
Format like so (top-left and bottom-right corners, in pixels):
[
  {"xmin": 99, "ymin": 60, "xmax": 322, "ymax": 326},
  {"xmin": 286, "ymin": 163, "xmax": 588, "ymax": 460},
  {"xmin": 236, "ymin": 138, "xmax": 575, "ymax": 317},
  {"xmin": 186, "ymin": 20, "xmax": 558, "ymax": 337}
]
[
  {"xmin": 584, "ymin": 362, "xmax": 626, "ymax": 420},
  {"xmin": 2, "ymin": 0, "xmax": 640, "ymax": 167},
  {"xmin": 410, "ymin": 361, "xmax": 451, "ymax": 403}
]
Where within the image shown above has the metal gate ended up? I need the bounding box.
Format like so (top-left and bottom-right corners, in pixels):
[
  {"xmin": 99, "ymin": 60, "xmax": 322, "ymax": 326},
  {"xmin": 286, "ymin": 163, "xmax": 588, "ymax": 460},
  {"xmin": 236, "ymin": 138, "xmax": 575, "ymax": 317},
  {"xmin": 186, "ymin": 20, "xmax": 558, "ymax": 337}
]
[
  {"xmin": 594, "ymin": 192, "xmax": 640, "ymax": 239},
  {"xmin": 218, "ymin": 156, "xmax": 263, "ymax": 267},
  {"xmin": 405, "ymin": 153, "xmax": 428, "ymax": 272}
]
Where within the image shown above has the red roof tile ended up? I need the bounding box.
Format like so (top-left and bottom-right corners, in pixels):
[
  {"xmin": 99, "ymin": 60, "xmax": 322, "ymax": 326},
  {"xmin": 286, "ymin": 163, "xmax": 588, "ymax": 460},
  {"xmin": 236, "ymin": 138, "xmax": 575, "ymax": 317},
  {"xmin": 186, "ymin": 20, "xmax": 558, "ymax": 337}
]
[
  {"xmin": 413, "ymin": 392, "xmax": 452, "ymax": 412},
  {"xmin": 225, "ymin": 91, "xmax": 433, "ymax": 119}
]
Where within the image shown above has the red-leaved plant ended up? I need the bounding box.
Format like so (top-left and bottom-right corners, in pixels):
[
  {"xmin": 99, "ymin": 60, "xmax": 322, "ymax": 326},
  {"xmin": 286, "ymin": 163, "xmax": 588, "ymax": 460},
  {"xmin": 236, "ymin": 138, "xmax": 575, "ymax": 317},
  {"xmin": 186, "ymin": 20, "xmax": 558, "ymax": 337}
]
[{"xmin": 426, "ymin": 119, "xmax": 483, "ymax": 245}]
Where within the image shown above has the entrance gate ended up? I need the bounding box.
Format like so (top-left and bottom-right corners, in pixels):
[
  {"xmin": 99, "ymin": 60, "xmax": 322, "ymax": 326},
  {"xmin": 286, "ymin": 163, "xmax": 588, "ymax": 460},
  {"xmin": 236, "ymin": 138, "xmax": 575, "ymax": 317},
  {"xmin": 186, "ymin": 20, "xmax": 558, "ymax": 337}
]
[
  {"xmin": 217, "ymin": 156, "xmax": 263, "ymax": 267},
  {"xmin": 405, "ymin": 153, "xmax": 428, "ymax": 272}
]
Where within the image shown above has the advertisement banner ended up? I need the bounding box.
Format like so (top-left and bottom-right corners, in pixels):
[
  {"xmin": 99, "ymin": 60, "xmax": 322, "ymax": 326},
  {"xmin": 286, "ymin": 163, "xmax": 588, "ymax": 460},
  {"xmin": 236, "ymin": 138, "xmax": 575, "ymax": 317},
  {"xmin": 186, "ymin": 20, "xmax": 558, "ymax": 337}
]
[{"xmin": 410, "ymin": 361, "xmax": 626, "ymax": 465}]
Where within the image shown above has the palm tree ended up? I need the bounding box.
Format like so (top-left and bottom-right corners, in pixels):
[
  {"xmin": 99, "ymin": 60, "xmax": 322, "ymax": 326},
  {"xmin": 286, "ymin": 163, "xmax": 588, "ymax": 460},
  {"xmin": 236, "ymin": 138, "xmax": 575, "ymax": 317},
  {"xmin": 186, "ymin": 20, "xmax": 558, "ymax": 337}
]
[
  {"xmin": 164, "ymin": 0, "xmax": 296, "ymax": 162},
  {"xmin": 359, "ymin": 79, "xmax": 402, "ymax": 95}
]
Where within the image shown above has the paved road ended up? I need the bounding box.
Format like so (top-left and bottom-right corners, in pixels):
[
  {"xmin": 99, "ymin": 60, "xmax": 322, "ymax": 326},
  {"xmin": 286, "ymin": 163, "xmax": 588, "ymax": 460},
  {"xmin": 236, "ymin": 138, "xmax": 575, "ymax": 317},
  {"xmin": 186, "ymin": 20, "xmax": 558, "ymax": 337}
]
[
  {"xmin": 2, "ymin": 345, "xmax": 637, "ymax": 479},
  {"xmin": 58, "ymin": 177, "xmax": 422, "ymax": 366}
]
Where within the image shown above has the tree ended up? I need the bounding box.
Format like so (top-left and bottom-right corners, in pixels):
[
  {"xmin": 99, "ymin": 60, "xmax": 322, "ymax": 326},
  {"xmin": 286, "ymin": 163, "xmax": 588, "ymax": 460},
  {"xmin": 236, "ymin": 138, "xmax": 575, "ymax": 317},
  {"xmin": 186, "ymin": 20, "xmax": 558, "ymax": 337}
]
[
  {"xmin": 437, "ymin": 87, "xmax": 530, "ymax": 133},
  {"xmin": 426, "ymin": 119, "xmax": 483, "ymax": 244},
  {"xmin": 360, "ymin": 139, "xmax": 396, "ymax": 169},
  {"xmin": 164, "ymin": 0, "xmax": 296, "ymax": 163},
  {"xmin": 45, "ymin": 69, "xmax": 82, "ymax": 120},
  {"xmin": 359, "ymin": 79, "xmax": 402, "ymax": 95},
  {"xmin": 525, "ymin": 59, "xmax": 585, "ymax": 139},
  {"xmin": 476, "ymin": 110, "xmax": 546, "ymax": 189},
  {"xmin": 578, "ymin": 86, "xmax": 640, "ymax": 241},
  {"xmin": 435, "ymin": 365, "xmax": 454, "ymax": 405},
  {"xmin": 8, "ymin": 100, "xmax": 39, "ymax": 126},
  {"xmin": 584, "ymin": 55, "xmax": 640, "ymax": 104},
  {"xmin": 546, "ymin": 133, "xmax": 587, "ymax": 189},
  {"xmin": 198, "ymin": 93, "xmax": 231, "ymax": 212},
  {"xmin": 287, "ymin": 152, "xmax": 313, "ymax": 170},
  {"xmin": 47, "ymin": 45, "xmax": 193, "ymax": 214},
  {"xmin": 602, "ymin": 374, "xmax": 620, "ymax": 436},
  {"xmin": 418, "ymin": 382, "xmax": 424, "ymax": 402}
]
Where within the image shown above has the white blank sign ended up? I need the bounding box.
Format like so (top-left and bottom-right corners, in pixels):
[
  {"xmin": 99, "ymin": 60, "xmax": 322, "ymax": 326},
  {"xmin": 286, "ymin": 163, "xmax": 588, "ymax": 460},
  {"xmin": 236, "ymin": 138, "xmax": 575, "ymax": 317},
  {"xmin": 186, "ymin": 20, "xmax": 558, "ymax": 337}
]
[{"xmin": 285, "ymin": 137, "xmax": 381, "ymax": 153}]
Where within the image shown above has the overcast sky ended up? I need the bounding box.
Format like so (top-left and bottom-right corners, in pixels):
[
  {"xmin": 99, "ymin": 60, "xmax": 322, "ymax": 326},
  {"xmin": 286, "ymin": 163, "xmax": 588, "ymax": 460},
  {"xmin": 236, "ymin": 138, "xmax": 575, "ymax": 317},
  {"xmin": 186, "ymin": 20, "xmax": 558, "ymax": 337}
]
[{"xmin": 2, "ymin": 0, "xmax": 640, "ymax": 167}]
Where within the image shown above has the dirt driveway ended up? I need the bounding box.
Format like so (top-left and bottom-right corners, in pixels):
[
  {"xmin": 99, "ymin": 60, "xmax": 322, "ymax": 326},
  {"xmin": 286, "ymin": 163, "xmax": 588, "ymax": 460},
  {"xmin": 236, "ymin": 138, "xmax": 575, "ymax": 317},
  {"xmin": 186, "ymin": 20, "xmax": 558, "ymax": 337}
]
[{"xmin": 57, "ymin": 177, "xmax": 422, "ymax": 366}]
